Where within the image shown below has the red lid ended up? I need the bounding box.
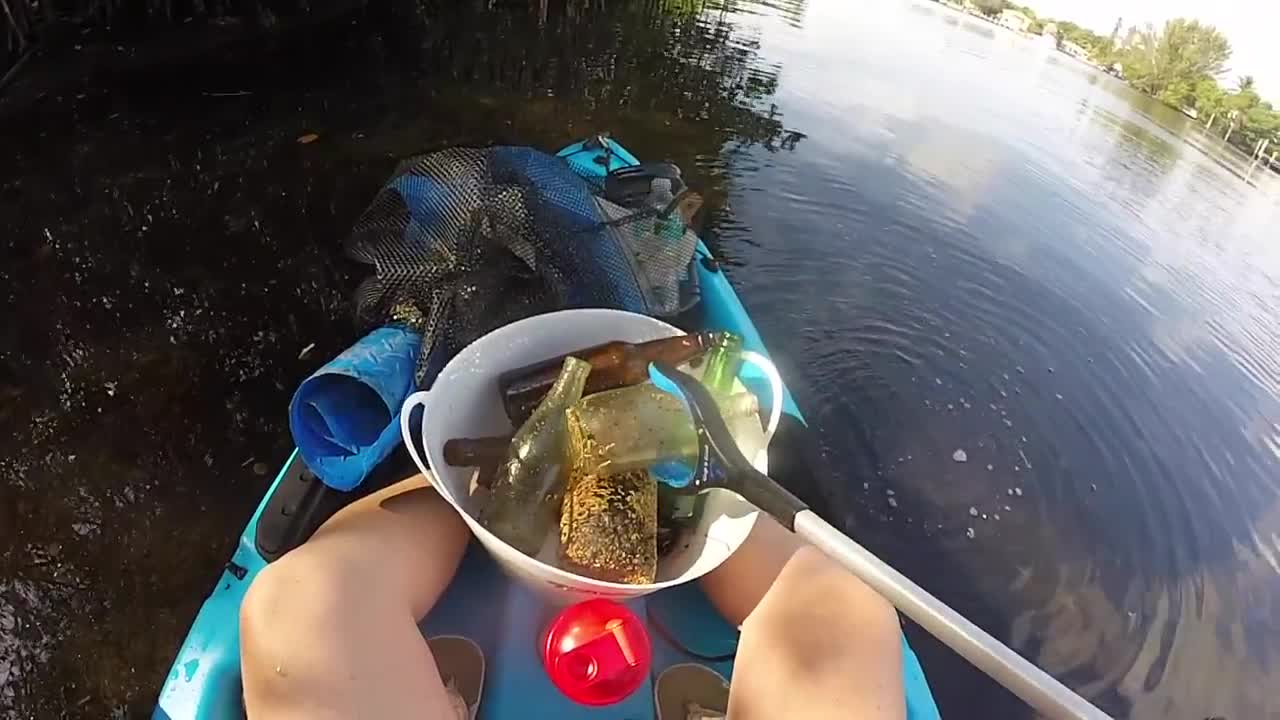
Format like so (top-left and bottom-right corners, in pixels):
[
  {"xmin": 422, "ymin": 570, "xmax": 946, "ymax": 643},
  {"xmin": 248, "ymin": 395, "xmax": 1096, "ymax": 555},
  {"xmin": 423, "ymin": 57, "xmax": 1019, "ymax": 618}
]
[{"xmin": 541, "ymin": 598, "xmax": 652, "ymax": 706}]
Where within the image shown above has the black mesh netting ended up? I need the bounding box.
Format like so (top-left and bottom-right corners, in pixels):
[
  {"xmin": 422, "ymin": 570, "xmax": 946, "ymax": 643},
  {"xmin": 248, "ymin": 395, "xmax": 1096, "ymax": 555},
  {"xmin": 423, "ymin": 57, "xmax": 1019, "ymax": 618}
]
[{"xmin": 345, "ymin": 146, "xmax": 699, "ymax": 386}]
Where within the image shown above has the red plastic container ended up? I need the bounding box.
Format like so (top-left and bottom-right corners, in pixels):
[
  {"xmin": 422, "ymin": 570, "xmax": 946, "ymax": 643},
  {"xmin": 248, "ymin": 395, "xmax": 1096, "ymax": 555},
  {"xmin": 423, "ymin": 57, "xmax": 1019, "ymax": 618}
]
[{"xmin": 541, "ymin": 598, "xmax": 652, "ymax": 706}]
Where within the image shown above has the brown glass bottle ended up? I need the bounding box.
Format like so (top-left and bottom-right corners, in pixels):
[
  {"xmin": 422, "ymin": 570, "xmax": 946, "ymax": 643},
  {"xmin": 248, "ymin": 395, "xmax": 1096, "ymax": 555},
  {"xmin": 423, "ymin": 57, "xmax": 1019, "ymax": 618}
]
[
  {"xmin": 443, "ymin": 436, "xmax": 509, "ymax": 489},
  {"xmin": 498, "ymin": 331, "xmax": 730, "ymax": 424},
  {"xmin": 443, "ymin": 436, "xmax": 511, "ymax": 468}
]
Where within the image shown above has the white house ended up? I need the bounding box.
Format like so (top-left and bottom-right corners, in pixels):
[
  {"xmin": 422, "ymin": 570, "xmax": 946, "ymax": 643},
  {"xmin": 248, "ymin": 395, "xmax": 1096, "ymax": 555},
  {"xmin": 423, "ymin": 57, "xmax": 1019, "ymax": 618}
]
[{"xmin": 997, "ymin": 9, "xmax": 1031, "ymax": 32}]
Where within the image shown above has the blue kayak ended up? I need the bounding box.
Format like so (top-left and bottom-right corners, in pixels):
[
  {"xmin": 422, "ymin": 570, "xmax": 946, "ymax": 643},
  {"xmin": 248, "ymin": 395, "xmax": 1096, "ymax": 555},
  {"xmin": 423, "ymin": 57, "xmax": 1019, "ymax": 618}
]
[{"xmin": 153, "ymin": 137, "xmax": 941, "ymax": 720}]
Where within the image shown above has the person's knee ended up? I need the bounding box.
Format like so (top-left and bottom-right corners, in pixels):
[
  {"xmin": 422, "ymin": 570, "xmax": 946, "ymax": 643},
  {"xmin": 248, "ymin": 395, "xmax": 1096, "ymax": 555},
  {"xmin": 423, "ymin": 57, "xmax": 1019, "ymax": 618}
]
[
  {"xmin": 791, "ymin": 546, "xmax": 897, "ymax": 619},
  {"xmin": 744, "ymin": 546, "xmax": 901, "ymax": 653},
  {"xmin": 734, "ymin": 546, "xmax": 904, "ymax": 716},
  {"xmin": 240, "ymin": 548, "xmax": 354, "ymax": 670}
]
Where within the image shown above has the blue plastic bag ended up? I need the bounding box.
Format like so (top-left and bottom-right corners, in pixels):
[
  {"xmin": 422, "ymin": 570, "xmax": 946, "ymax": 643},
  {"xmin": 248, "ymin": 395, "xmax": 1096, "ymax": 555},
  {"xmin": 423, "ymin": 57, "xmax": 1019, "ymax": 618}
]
[{"xmin": 288, "ymin": 327, "xmax": 421, "ymax": 491}]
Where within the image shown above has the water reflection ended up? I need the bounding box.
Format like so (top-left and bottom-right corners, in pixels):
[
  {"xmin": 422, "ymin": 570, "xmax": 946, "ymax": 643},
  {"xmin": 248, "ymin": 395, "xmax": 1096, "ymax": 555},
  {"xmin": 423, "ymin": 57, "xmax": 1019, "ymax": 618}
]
[
  {"xmin": 712, "ymin": 1, "xmax": 1279, "ymax": 718},
  {"xmin": 373, "ymin": 0, "xmax": 803, "ymax": 151},
  {"xmin": 727, "ymin": 0, "xmax": 807, "ymax": 28}
]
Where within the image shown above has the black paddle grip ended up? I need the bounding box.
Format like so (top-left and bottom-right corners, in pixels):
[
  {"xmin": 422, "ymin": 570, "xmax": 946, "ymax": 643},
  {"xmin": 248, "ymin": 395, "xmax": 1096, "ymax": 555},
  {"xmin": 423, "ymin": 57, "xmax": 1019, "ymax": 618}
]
[{"xmin": 651, "ymin": 361, "xmax": 810, "ymax": 528}]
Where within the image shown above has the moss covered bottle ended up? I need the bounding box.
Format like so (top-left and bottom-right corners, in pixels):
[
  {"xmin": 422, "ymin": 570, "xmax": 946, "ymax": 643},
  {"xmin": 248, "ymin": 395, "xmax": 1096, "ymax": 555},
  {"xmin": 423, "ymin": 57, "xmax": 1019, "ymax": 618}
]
[
  {"xmin": 561, "ymin": 419, "xmax": 659, "ymax": 585},
  {"xmin": 564, "ymin": 383, "xmax": 761, "ymax": 476}
]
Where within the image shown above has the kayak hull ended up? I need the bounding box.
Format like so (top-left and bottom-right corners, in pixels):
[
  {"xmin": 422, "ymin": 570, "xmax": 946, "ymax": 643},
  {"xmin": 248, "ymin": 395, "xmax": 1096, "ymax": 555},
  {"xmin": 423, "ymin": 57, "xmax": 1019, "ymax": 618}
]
[{"xmin": 154, "ymin": 138, "xmax": 940, "ymax": 720}]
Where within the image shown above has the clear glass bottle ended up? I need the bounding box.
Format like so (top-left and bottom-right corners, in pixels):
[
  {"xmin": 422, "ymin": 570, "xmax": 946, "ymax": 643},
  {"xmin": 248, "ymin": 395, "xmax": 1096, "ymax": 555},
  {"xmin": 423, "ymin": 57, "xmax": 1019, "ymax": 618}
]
[{"xmin": 480, "ymin": 356, "xmax": 591, "ymax": 556}]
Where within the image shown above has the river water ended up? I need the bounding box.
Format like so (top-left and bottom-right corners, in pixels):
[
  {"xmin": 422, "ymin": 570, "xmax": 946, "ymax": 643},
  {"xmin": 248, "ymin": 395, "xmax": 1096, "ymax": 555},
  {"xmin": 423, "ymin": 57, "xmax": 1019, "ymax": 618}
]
[{"xmin": 2, "ymin": 0, "xmax": 1278, "ymax": 717}]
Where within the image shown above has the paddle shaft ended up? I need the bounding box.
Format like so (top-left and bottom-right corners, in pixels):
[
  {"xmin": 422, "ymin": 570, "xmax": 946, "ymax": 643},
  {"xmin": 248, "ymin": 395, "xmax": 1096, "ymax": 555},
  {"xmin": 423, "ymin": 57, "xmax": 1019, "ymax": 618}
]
[{"xmin": 792, "ymin": 510, "xmax": 1111, "ymax": 720}]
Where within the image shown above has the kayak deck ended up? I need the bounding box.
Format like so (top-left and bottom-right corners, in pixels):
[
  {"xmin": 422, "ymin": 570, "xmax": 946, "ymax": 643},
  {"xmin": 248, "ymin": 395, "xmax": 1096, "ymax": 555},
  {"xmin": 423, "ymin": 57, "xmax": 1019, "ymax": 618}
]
[
  {"xmin": 424, "ymin": 522, "xmax": 739, "ymax": 719},
  {"xmin": 153, "ymin": 137, "xmax": 941, "ymax": 720}
]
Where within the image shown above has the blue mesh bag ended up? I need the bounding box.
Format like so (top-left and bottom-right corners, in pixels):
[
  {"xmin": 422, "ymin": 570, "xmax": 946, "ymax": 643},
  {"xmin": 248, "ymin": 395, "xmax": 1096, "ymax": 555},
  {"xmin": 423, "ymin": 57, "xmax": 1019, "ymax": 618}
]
[{"xmin": 345, "ymin": 146, "xmax": 699, "ymax": 387}]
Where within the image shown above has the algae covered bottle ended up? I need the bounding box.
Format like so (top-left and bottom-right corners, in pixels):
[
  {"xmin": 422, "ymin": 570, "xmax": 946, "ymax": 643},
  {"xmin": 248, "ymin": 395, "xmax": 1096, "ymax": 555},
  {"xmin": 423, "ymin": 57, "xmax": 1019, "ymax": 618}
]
[
  {"xmin": 560, "ymin": 418, "xmax": 658, "ymax": 584},
  {"xmin": 480, "ymin": 356, "xmax": 591, "ymax": 556},
  {"xmin": 565, "ymin": 384, "xmax": 760, "ymax": 476}
]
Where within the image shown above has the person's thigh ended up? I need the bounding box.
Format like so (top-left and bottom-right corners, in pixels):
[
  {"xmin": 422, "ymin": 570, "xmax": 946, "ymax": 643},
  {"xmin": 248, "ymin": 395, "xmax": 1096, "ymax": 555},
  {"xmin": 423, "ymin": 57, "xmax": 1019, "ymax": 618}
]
[
  {"xmin": 728, "ymin": 546, "xmax": 905, "ymax": 719},
  {"xmin": 699, "ymin": 516, "xmax": 905, "ymax": 720},
  {"xmin": 697, "ymin": 512, "xmax": 806, "ymax": 627},
  {"xmin": 240, "ymin": 477, "xmax": 470, "ymax": 720}
]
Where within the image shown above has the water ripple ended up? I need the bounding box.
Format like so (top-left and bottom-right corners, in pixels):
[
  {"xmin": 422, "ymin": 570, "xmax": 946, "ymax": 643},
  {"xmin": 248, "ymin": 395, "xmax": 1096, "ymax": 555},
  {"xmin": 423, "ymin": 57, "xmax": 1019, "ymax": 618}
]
[{"xmin": 715, "ymin": 7, "xmax": 1280, "ymax": 715}]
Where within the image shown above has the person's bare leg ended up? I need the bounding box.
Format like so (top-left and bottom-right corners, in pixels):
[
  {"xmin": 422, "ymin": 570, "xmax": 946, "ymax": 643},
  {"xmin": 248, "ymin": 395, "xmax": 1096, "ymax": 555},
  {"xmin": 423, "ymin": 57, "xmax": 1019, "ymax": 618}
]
[
  {"xmin": 240, "ymin": 475, "xmax": 470, "ymax": 720},
  {"xmin": 698, "ymin": 513, "xmax": 905, "ymax": 720}
]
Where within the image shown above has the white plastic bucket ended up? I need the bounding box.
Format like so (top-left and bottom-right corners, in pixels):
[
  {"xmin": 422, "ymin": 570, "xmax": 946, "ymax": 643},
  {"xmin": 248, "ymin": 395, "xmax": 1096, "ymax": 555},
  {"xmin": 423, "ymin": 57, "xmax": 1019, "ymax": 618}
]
[{"xmin": 400, "ymin": 308, "xmax": 767, "ymax": 604}]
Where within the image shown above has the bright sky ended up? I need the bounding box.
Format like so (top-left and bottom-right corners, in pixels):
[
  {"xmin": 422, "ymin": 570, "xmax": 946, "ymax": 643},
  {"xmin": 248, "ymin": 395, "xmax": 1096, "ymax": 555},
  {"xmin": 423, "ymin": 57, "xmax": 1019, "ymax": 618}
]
[{"xmin": 1028, "ymin": 0, "xmax": 1280, "ymax": 100}]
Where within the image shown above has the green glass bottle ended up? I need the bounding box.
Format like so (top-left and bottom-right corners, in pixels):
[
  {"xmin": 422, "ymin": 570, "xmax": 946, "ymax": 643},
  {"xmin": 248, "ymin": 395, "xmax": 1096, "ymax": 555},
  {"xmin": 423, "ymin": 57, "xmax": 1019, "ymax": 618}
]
[
  {"xmin": 480, "ymin": 356, "xmax": 591, "ymax": 556},
  {"xmin": 700, "ymin": 332, "xmax": 744, "ymax": 396}
]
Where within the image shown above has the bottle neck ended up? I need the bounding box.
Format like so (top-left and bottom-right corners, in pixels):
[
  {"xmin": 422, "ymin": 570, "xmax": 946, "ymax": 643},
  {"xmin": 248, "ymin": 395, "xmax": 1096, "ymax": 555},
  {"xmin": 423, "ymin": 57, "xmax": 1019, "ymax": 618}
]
[
  {"xmin": 528, "ymin": 356, "xmax": 593, "ymax": 423},
  {"xmin": 443, "ymin": 436, "xmax": 511, "ymax": 466},
  {"xmin": 640, "ymin": 332, "xmax": 721, "ymax": 365},
  {"xmin": 700, "ymin": 333, "xmax": 744, "ymax": 395}
]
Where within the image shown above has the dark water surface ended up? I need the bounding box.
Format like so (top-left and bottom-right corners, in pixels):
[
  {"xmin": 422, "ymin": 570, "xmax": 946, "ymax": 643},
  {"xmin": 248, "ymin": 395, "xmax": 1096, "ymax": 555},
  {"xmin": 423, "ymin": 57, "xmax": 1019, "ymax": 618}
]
[{"xmin": 3, "ymin": 0, "xmax": 1279, "ymax": 717}]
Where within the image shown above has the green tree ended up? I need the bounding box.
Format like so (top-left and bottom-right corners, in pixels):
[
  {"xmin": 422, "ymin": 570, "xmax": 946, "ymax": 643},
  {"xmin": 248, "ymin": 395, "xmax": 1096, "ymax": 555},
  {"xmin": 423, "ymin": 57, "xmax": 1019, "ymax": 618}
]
[
  {"xmin": 1226, "ymin": 85, "xmax": 1261, "ymax": 114},
  {"xmin": 1157, "ymin": 79, "xmax": 1194, "ymax": 108},
  {"xmin": 1001, "ymin": 1, "xmax": 1036, "ymax": 19},
  {"xmin": 1242, "ymin": 105, "xmax": 1280, "ymax": 144},
  {"xmin": 1117, "ymin": 19, "xmax": 1231, "ymax": 98},
  {"xmin": 1093, "ymin": 36, "xmax": 1119, "ymax": 67},
  {"xmin": 971, "ymin": 0, "xmax": 1004, "ymax": 17},
  {"xmin": 1193, "ymin": 77, "xmax": 1227, "ymax": 124},
  {"xmin": 1208, "ymin": 80, "xmax": 1280, "ymax": 154},
  {"xmin": 1052, "ymin": 20, "xmax": 1106, "ymax": 55},
  {"xmin": 1073, "ymin": 11, "xmax": 1280, "ymax": 160}
]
